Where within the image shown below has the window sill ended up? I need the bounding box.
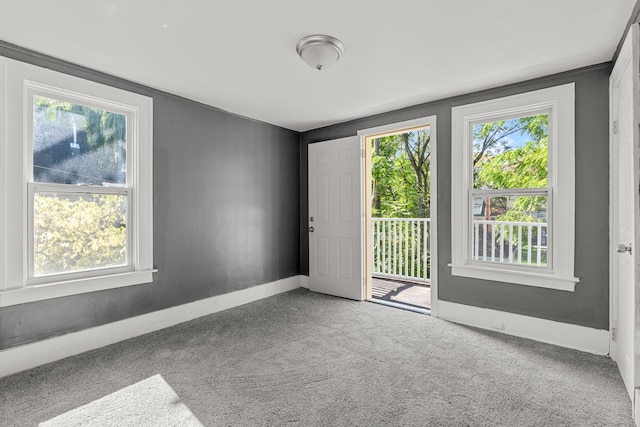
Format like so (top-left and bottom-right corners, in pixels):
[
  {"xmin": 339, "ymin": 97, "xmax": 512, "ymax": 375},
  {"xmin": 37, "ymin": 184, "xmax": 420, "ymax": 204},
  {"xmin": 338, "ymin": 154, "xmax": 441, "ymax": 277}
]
[
  {"xmin": 0, "ymin": 270, "xmax": 156, "ymax": 307},
  {"xmin": 449, "ymin": 263, "xmax": 578, "ymax": 292}
]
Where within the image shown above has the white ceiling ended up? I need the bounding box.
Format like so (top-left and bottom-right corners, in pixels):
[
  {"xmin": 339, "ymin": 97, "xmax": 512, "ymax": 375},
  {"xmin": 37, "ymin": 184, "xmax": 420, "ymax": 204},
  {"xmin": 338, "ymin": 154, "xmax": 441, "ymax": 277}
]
[{"xmin": 0, "ymin": 1, "xmax": 636, "ymax": 132}]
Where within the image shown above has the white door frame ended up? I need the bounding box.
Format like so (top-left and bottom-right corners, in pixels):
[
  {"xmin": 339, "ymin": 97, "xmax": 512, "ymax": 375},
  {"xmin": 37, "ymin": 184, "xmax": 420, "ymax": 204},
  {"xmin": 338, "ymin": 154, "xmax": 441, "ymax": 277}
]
[
  {"xmin": 610, "ymin": 23, "xmax": 640, "ymax": 415},
  {"xmin": 357, "ymin": 116, "xmax": 438, "ymax": 316}
]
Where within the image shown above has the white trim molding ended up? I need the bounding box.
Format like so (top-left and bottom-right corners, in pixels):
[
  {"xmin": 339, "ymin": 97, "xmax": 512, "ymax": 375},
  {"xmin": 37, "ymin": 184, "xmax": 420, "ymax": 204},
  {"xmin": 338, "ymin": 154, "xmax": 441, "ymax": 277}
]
[
  {"xmin": 635, "ymin": 388, "xmax": 640, "ymax": 425},
  {"xmin": 0, "ymin": 270, "xmax": 156, "ymax": 307},
  {"xmin": 0, "ymin": 55, "xmax": 154, "ymax": 303},
  {"xmin": 0, "ymin": 59, "xmax": 6, "ymax": 296},
  {"xmin": 0, "ymin": 275, "xmax": 303, "ymax": 378},
  {"xmin": 300, "ymin": 275, "xmax": 309, "ymax": 288},
  {"xmin": 357, "ymin": 116, "xmax": 436, "ymax": 139},
  {"xmin": 450, "ymin": 83, "xmax": 578, "ymax": 291},
  {"xmin": 438, "ymin": 300, "xmax": 609, "ymax": 355},
  {"xmin": 357, "ymin": 115, "xmax": 439, "ymax": 315}
]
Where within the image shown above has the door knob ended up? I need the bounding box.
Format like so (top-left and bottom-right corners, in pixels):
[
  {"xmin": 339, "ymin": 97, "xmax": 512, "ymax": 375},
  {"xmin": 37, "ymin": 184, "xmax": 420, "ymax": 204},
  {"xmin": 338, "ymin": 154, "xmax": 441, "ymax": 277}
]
[
  {"xmin": 617, "ymin": 243, "xmax": 632, "ymax": 254},
  {"xmin": 308, "ymin": 226, "xmax": 315, "ymax": 232}
]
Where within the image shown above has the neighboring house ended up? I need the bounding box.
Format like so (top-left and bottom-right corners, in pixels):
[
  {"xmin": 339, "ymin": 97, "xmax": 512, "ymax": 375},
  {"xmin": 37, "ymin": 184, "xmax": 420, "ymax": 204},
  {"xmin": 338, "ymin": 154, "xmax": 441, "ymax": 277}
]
[
  {"xmin": 33, "ymin": 123, "xmax": 126, "ymax": 185},
  {"xmin": 33, "ymin": 123, "xmax": 93, "ymax": 184}
]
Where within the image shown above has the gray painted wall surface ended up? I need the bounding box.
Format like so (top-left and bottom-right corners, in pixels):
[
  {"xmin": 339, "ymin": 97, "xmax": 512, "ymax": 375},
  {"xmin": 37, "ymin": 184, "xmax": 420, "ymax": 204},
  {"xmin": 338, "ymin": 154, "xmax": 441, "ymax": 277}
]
[
  {"xmin": 300, "ymin": 64, "xmax": 611, "ymax": 330},
  {"xmin": 0, "ymin": 43, "xmax": 300, "ymax": 350}
]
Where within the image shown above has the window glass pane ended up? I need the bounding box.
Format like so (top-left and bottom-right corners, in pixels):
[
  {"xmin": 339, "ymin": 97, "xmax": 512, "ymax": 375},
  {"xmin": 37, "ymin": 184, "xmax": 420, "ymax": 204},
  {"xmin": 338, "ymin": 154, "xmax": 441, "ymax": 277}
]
[
  {"xmin": 472, "ymin": 114, "xmax": 548, "ymax": 190},
  {"xmin": 472, "ymin": 194, "xmax": 548, "ymax": 267},
  {"xmin": 33, "ymin": 96, "xmax": 126, "ymax": 186},
  {"xmin": 33, "ymin": 192, "xmax": 127, "ymax": 276}
]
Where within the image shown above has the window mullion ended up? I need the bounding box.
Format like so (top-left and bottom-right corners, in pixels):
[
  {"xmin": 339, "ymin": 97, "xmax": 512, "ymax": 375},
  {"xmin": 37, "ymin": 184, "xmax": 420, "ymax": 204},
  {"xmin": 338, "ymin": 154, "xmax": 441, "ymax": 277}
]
[
  {"xmin": 471, "ymin": 188, "xmax": 550, "ymax": 197},
  {"xmin": 30, "ymin": 182, "xmax": 130, "ymax": 195}
]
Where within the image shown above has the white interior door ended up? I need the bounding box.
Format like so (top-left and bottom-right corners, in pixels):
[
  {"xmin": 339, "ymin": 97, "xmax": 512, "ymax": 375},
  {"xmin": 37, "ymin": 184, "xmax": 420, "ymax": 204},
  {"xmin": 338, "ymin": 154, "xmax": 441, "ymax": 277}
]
[
  {"xmin": 610, "ymin": 24, "xmax": 639, "ymax": 403},
  {"xmin": 308, "ymin": 136, "xmax": 363, "ymax": 300}
]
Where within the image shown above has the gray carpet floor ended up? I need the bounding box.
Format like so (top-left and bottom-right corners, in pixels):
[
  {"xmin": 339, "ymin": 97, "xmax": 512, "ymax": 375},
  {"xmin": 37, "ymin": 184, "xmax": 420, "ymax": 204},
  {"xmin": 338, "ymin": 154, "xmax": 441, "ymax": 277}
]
[{"xmin": 0, "ymin": 288, "xmax": 633, "ymax": 426}]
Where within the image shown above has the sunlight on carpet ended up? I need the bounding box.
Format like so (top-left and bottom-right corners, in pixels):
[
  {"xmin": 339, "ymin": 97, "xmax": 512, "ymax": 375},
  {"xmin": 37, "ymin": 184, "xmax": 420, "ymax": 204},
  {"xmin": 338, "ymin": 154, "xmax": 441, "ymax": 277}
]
[{"xmin": 39, "ymin": 374, "xmax": 203, "ymax": 427}]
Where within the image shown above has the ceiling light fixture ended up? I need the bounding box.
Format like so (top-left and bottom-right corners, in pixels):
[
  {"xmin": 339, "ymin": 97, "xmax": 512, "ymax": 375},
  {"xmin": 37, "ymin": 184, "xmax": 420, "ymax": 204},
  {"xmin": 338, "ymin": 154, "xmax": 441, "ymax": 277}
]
[{"xmin": 296, "ymin": 34, "xmax": 344, "ymax": 71}]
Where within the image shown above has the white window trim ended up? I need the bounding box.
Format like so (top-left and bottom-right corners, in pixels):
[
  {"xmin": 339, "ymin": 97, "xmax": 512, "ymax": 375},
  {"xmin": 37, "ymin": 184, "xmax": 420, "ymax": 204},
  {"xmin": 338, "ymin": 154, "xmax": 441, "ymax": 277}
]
[
  {"xmin": 0, "ymin": 56, "xmax": 154, "ymax": 307},
  {"xmin": 450, "ymin": 83, "xmax": 579, "ymax": 291}
]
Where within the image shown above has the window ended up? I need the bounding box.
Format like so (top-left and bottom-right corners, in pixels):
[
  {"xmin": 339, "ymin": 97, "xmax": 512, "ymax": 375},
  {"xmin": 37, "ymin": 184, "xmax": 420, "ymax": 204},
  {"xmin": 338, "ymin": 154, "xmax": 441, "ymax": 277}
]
[
  {"xmin": 471, "ymin": 112, "xmax": 550, "ymax": 267},
  {"xmin": 0, "ymin": 57, "xmax": 154, "ymax": 307},
  {"xmin": 451, "ymin": 84, "xmax": 578, "ymax": 291}
]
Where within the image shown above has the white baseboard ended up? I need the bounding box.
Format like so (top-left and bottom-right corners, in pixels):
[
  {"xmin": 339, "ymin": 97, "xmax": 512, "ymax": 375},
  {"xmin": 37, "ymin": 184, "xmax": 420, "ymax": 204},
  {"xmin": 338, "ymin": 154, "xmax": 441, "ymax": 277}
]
[
  {"xmin": 635, "ymin": 388, "xmax": 640, "ymax": 425},
  {"xmin": 300, "ymin": 275, "xmax": 309, "ymax": 288},
  {"xmin": 437, "ymin": 300, "xmax": 610, "ymax": 355},
  {"xmin": 0, "ymin": 275, "xmax": 303, "ymax": 378}
]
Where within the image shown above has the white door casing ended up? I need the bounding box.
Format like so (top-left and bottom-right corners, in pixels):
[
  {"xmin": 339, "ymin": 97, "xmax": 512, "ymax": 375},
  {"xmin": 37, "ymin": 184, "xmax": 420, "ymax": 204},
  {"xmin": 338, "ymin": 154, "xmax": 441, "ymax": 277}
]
[
  {"xmin": 308, "ymin": 136, "xmax": 363, "ymax": 300},
  {"xmin": 357, "ymin": 116, "xmax": 438, "ymax": 314},
  {"xmin": 610, "ymin": 23, "xmax": 639, "ymax": 403}
]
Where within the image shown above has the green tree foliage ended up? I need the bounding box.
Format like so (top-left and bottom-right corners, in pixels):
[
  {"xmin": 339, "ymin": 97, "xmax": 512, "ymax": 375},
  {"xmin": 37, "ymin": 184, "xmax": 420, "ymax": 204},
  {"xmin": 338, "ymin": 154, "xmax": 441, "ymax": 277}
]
[
  {"xmin": 371, "ymin": 129, "xmax": 431, "ymax": 218},
  {"xmin": 477, "ymin": 139, "xmax": 547, "ymax": 189},
  {"xmin": 370, "ymin": 116, "xmax": 547, "ymax": 222},
  {"xmin": 34, "ymin": 194, "xmax": 126, "ymax": 275},
  {"xmin": 474, "ymin": 115, "xmax": 548, "ymax": 187},
  {"xmin": 473, "ymin": 114, "xmax": 549, "ymax": 222}
]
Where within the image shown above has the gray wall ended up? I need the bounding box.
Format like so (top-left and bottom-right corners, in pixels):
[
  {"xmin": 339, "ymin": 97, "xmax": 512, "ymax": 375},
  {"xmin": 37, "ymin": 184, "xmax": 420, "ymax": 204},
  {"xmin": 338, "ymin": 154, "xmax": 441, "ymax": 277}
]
[
  {"xmin": 0, "ymin": 42, "xmax": 301, "ymax": 350},
  {"xmin": 300, "ymin": 64, "xmax": 611, "ymax": 330}
]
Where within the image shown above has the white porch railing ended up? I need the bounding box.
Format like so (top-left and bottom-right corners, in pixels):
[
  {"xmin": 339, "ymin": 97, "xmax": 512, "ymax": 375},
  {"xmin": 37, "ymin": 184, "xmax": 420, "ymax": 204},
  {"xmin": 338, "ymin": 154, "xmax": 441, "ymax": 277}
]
[
  {"xmin": 472, "ymin": 220, "xmax": 548, "ymax": 266},
  {"xmin": 372, "ymin": 218, "xmax": 430, "ymax": 283},
  {"xmin": 372, "ymin": 218, "xmax": 548, "ymax": 283}
]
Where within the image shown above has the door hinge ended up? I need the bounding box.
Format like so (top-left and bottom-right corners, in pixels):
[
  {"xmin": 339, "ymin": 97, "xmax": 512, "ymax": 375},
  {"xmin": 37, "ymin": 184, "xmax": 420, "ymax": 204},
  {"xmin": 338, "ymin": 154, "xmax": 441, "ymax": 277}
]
[
  {"xmin": 613, "ymin": 120, "xmax": 619, "ymax": 135},
  {"xmin": 612, "ymin": 327, "xmax": 617, "ymax": 341},
  {"xmin": 361, "ymin": 148, "xmax": 365, "ymax": 158}
]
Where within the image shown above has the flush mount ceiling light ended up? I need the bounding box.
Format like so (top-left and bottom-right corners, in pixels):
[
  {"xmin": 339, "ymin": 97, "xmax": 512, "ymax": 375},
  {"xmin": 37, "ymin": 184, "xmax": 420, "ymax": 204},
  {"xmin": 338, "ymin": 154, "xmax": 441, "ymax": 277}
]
[{"xmin": 296, "ymin": 34, "xmax": 344, "ymax": 71}]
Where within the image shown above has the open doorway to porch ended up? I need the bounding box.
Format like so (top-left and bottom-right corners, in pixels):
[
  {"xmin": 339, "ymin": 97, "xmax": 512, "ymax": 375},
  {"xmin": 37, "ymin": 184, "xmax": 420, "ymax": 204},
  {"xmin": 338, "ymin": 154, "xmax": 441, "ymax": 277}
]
[{"xmin": 361, "ymin": 118, "xmax": 436, "ymax": 315}]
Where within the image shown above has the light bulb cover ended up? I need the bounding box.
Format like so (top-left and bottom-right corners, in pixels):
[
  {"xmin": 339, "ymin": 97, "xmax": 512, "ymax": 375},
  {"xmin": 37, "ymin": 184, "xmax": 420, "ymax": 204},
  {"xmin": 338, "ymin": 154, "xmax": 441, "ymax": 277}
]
[{"xmin": 296, "ymin": 34, "xmax": 344, "ymax": 71}]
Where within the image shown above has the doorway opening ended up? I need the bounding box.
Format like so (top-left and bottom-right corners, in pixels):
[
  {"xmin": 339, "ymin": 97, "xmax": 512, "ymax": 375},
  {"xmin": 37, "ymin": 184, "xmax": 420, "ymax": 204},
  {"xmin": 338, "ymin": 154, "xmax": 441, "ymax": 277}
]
[{"xmin": 361, "ymin": 118, "xmax": 436, "ymax": 315}]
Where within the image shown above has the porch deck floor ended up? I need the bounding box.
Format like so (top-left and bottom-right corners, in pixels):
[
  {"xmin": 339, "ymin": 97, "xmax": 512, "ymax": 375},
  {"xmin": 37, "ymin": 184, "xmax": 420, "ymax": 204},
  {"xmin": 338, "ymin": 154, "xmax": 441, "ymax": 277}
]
[{"xmin": 371, "ymin": 277, "xmax": 431, "ymax": 311}]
